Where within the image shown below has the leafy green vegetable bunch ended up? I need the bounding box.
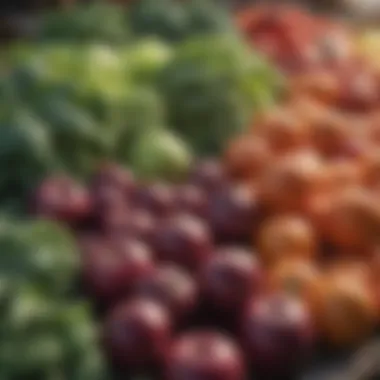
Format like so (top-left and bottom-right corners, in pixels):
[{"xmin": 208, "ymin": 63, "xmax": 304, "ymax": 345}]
[
  {"xmin": 37, "ymin": 0, "xmax": 235, "ymax": 44},
  {"xmin": 0, "ymin": 219, "xmax": 107, "ymax": 380},
  {"xmin": 1, "ymin": 42, "xmax": 193, "ymax": 212},
  {"xmin": 1, "ymin": 11, "xmax": 282, "ymax": 213},
  {"xmin": 161, "ymin": 34, "xmax": 283, "ymax": 154}
]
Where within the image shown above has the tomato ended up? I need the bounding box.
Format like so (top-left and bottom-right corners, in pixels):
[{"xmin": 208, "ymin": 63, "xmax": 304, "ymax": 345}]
[
  {"xmin": 306, "ymin": 272, "xmax": 377, "ymax": 347},
  {"xmin": 324, "ymin": 162, "xmax": 363, "ymax": 193},
  {"xmin": 224, "ymin": 136, "xmax": 272, "ymax": 181},
  {"xmin": 337, "ymin": 68, "xmax": 379, "ymax": 112},
  {"xmin": 320, "ymin": 187, "xmax": 380, "ymax": 250},
  {"xmin": 290, "ymin": 70, "xmax": 340, "ymax": 105},
  {"xmin": 257, "ymin": 215, "xmax": 317, "ymax": 266},
  {"xmin": 285, "ymin": 94, "xmax": 326, "ymax": 119},
  {"xmin": 368, "ymin": 248, "xmax": 380, "ymax": 317},
  {"xmin": 324, "ymin": 257, "xmax": 372, "ymax": 287},
  {"xmin": 360, "ymin": 150, "xmax": 380, "ymax": 189},
  {"xmin": 267, "ymin": 259, "xmax": 320, "ymax": 299},
  {"xmin": 365, "ymin": 112, "xmax": 380, "ymax": 144},
  {"xmin": 254, "ymin": 107, "xmax": 310, "ymax": 154},
  {"xmin": 258, "ymin": 150, "xmax": 327, "ymax": 213},
  {"xmin": 304, "ymin": 191, "xmax": 334, "ymax": 234},
  {"xmin": 309, "ymin": 110, "xmax": 355, "ymax": 159},
  {"xmin": 310, "ymin": 116, "xmax": 347, "ymax": 159},
  {"xmin": 235, "ymin": 6, "xmax": 349, "ymax": 74},
  {"xmin": 369, "ymin": 246, "xmax": 380, "ymax": 279}
]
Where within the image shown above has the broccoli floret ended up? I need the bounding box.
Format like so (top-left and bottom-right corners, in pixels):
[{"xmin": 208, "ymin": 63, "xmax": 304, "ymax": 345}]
[
  {"xmin": 38, "ymin": 2, "xmax": 129, "ymax": 44},
  {"xmin": 161, "ymin": 35, "xmax": 282, "ymax": 154},
  {"xmin": 130, "ymin": 128, "xmax": 193, "ymax": 182}
]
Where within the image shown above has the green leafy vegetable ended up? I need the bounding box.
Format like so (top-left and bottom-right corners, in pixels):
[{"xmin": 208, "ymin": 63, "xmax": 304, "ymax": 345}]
[
  {"xmin": 1, "ymin": 12, "xmax": 282, "ymax": 212},
  {"xmin": 161, "ymin": 35, "xmax": 282, "ymax": 154},
  {"xmin": 131, "ymin": 128, "xmax": 193, "ymax": 182},
  {"xmin": 0, "ymin": 220, "xmax": 79, "ymax": 296},
  {"xmin": 38, "ymin": 2, "xmax": 129, "ymax": 44},
  {"xmin": 0, "ymin": 218, "xmax": 106, "ymax": 380}
]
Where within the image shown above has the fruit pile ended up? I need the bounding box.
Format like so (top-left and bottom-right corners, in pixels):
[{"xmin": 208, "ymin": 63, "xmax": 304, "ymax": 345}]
[
  {"xmin": 225, "ymin": 88, "xmax": 380, "ymax": 345},
  {"xmin": 32, "ymin": 161, "xmax": 315, "ymax": 379},
  {"xmin": 4, "ymin": 2, "xmax": 380, "ymax": 379},
  {"xmin": 236, "ymin": 5, "xmax": 355, "ymax": 74},
  {"xmin": 355, "ymin": 28, "xmax": 380, "ymax": 73},
  {"xmin": 289, "ymin": 60, "xmax": 380, "ymax": 111}
]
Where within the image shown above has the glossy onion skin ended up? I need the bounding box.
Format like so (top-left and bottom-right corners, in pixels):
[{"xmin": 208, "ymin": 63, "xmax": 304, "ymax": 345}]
[
  {"xmin": 200, "ymin": 247, "xmax": 262, "ymax": 314},
  {"xmin": 189, "ymin": 159, "xmax": 228, "ymax": 194},
  {"xmin": 82, "ymin": 238, "xmax": 155, "ymax": 304},
  {"xmin": 207, "ymin": 186, "xmax": 259, "ymax": 243},
  {"xmin": 152, "ymin": 214, "xmax": 213, "ymax": 273},
  {"xmin": 165, "ymin": 331, "xmax": 245, "ymax": 380},
  {"xmin": 134, "ymin": 264, "xmax": 199, "ymax": 323},
  {"xmin": 32, "ymin": 176, "xmax": 92, "ymax": 225},
  {"xmin": 241, "ymin": 292, "xmax": 315, "ymax": 378},
  {"xmin": 104, "ymin": 298, "xmax": 172, "ymax": 370}
]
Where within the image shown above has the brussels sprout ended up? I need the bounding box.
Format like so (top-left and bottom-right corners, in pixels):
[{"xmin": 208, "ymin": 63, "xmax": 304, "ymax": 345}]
[
  {"xmin": 38, "ymin": 45, "xmax": 84, "ymax": 81},
  {"xmin": 131, "ymin": 128, "xmax": 192, "ymax": 181},
  {"xmin": 75, "ymin": 45, "xmax": 126, "ymax": 96},
  {"xmin": 126, "ymin": 38, "xmax": 173, "ymax": 84},
  {"xmin": 161, "ymin": 35, "xmax": 282, "ymax": 154},
  {"xmin": 115, "ymin": 87, "xmax": 165, "ymax": 162}
]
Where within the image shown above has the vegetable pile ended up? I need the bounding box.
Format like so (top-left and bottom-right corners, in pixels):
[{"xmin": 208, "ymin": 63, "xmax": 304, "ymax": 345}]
[
  {"xmin": 356, "ymin": 28, "xmax": 380, "ymax": 72},
  {"xmin": 1, "ymin": 34, "xmax": 280, "ymax": 214},
  {"xmin": 3, "ymin": 2, "xmax": 380, "ymax": 379},
  {"xmin": 236, "ymin": 5, "xmax": 355, "ymax": 74},
  {"xmin": 0, "ymin": 219, "xmax": 106, "ymax": 379},
  {"xmin": 224, "ymin": 71, "xmax": 380, "ymax": 348},
  {"xmin": 28, "ymin": 51, "xmax": 380, "ymax": 376},
  {"xmin": 31, "ymin": 160, "xmax": 315, "ymax": 380},
  {"xmin": 38, "ymin": 0, "xmax": 235, "ymax": 44}
]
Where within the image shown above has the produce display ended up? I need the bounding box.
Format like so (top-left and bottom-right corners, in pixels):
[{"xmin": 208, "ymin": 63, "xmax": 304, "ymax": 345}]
[
  {"xmin": 224, "ymin": 76, "xmax": 380, "ymax": 347},
  {"xmin": 2, "ymin": 1, "xmax": 380, "ymax": 380},
  {"xmin": 38, "ymin": 0, "xmax": 235, "ymax": 44},
  {"xmin": 31, "ymin": 160, "xmax": 317, "ymax": 379},
  {"xmin": 0, "ymin": 34, "xmax": 280, "ymax": 214},
  {"xmin": 236, "ymin": 5, "xmax": 355, "ymax": 74},
  {"xmin": 0, "ymin": 220, "xmax": 106, "ymax": 379},
  {"xmin": 356, "ymin": 28, "xmax": 380, "ymax": 72}
]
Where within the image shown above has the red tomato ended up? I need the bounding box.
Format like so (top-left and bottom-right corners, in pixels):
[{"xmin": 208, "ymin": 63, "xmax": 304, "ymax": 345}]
[
  {"xmin": 258, "ymin": 150, "xmax": 327, "ymax": 214},
  {"xmin": 267, "ymin": 259, "xmax": 320, "ymax": 299},
  {"xmin": 306, "ymin": 272, "xmax": 377, "ymax": 347},
  {"xmin": 255, "ymin": 107, "xmax": 310, "ymax": 154},
  {"xmin": 257, "ymin": 215, "xmax": 317, "ymax": 266},
  {"xmin": 224, "ymin": 136, "xmax": 272, "ymax": 181}
]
